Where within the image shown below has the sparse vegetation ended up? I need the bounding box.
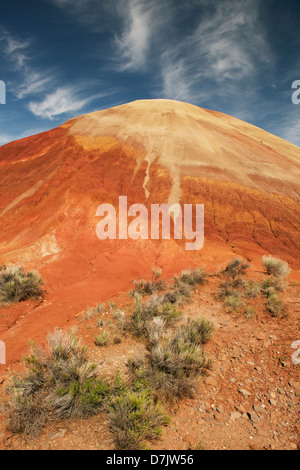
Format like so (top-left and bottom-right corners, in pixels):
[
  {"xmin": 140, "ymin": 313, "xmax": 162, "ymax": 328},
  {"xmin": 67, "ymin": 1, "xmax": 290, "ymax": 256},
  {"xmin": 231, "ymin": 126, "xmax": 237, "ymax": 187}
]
[
  {"xmin": 0, "ymin": 265, "xmax": 43, "ymax": 305},
  {"xmin": 129, "ymin": 268, "xmax": 166, "ymax": 297},
  {"xmin": 224, "ymin": 291, "xmax": 245, "ymax": 312},
  {"xmin": 113, "ymin": 335, "xmax": 122, "ymax": 344},
  {"xmin": 4, "ymin": 259, "xmax": 295, "ymax": 449},
  {"xmin": 5, "ymin": 330, "xmax": 110, "ymax": 435},
  {"xmin": 262, "ymin": 255, "xmax": 291, "ymax": 279},
  {"xmin": 266, "ymin": 292, "xmax": 285, "ymax": 318},
  {"xmin": 131, "ymin": 319, "xmax": 213, "ymax": 401},
  {"xmin": 174, "ymin": 267, "xmax": 206, "ymax": 287},
  {"xmin": 261, "ymin": 276, "xmax": 287, "ymax": 294},
  {"xmin": 243, "ymin": 281, "xmax": 261, "ymax": 298},
  {"xmin": 175, "ymin": 318, "xmax": 214, "ymax": 346},
  {"xmin": 244, "ymin": 306, "xmax": 256, "ymax": 319},
  {"xmin": 223, "ymin": 258, "xmax": 249, "ymax": 281},
  {"xmin": 216, "ymin": 281, "xmax": 235, "ymax": 301},
  {"xmin": 84, "ymin": 303, "xmax": 104, "ymax": 320},
  {"xmin": 216, "ymin": 259, "xmax": 249, "ymax": 313},
  {"xmin": 94, "ymin": 331, "xmax": 109, "ymax": 346},
  {"xmin": 261, "ymin": 256, "xmax": 289, "ymax": 317},
  {"xmin": 128, "ymin": 294, "xmax": 182, "ymax": 338},
  {"xmin": 107, "ymin": 389, "xmax": 169, "ymax": 450}
]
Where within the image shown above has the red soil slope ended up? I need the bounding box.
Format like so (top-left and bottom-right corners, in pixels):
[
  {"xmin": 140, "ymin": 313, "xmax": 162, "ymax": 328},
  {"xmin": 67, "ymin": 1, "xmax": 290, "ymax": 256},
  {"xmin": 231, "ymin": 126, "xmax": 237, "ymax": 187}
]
[{"xmin": 0, "ymin": 99, "xmax": 299, "ymax": 366}]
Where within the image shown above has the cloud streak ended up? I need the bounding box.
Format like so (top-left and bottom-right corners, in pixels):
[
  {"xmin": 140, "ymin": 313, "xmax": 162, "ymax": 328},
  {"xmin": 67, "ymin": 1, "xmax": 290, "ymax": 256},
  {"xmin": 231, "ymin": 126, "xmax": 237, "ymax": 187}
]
[
  {"xmin": 0, "ymin": 28, "xmax": 53, "ymax": 100},
  {"xmin": 27, "ymin": 86, "xmax": 97, "ymax": 119},
  {"xmin": 160, "ymin": 0, "xmax": 273, "ymax": 102},
  {"xmin": 115, "ymin": 0, "xmax": 153, "ymax": 70}
]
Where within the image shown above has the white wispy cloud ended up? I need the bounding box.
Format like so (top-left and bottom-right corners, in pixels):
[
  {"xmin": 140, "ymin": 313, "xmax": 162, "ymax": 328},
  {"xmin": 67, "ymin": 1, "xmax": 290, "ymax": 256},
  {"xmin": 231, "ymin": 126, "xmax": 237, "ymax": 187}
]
[
  {"xmin": 50, "ymin": 0, "xmax": 171, "ymax": 71},
  {"xmin": 27, "ymin": 86, "xmax": 101, "ymax": 119},
  {"xmin": 50, "ymin": 0, "xmax": 114, "ymax": 29},
  {"xmin": 0, "ymin": 28, "xmax": 53, "ymax": 100},
  {"xmin": 0, "ymin": 28, "xmax": 30, "ymax": 70},
  {"xmin": 160, "ymin": 0, "xmax": 272, "ymax": 102},
  {"xmin": 114, "ymin": 0, "xmax": 156, "ymax": 70},
  {"xmin": 278, "ymin": 106, "xmax": 300, "ymax": 147},
  {"xmin": 0, "ymin": 28, "xmax": 108, "ymax": 121},
  {"xmin": 15, "ymin": 71, "xmax": 54, "ymax": 100}
]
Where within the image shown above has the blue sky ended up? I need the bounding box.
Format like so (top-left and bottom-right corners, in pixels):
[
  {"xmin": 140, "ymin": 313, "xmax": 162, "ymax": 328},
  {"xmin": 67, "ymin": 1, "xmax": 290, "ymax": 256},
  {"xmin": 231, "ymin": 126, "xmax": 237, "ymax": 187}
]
[{"xmin": 0, "ymin": 0, "xmax": 299, "ymax": 146}]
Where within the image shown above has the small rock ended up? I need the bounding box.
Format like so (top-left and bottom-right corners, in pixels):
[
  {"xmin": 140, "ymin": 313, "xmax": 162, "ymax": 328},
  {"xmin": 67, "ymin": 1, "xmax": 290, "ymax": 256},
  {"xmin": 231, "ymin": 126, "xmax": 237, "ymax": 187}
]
[
  {"xmin": 269, "ymin": 399, "xmax": 277, "ymax": 406},
  {"xmin": 198, "ymin": 404, "xmax": 207, "ymax": 412},
  {"xmin": 255, "ymin": 333, "xmax": 265, "ymax": 341},
  {"xmin": 202, "ymin": 414, "xmax": 214, "ymax": 423},
  {"xmin": 253, "ymin": 404, "xmax": 266, "ymax": 414},
  {"xmin": 248, "ymin": 412, "xmax": 260, "ymax": 424},
  {"xmin": 230, "ymin": 412, "xmax": 242, "ymax": 420},
  {"xmin": 205, "ymin": 377, "xmax": 218, "ymax": 387},
  {"xmin": 214, "ymin": 413, "xmax": 225, "ymax": 422},
  {"xmin": 49, "ymin": 429, "xmax": 67, "ymax": 441},
  {"xmin": 239, "ymin": 389, "xmax": 251, "ymax": 397},
  {"xmin": 219, "ymin": 354, "xmax": 227, "ymax": 362},
  {"xmin": 182, "ymin": 435, "xmax": 192, "ymax": 445}
]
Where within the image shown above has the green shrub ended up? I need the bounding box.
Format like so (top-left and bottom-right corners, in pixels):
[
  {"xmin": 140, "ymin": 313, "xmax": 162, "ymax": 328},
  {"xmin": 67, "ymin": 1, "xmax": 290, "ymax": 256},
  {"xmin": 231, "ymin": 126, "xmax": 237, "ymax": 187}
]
[
  {"xmin": 134, "ymin": 320, "xmax": 212, "ymax": 401},
  {"xmin": 223, "ymin": 258, "xmax": 249, "ymax": 280},
  {"xmin": 129, "ymin": 268, "xmax": 166, "ymax": 297},
  {"xmin": 94, "ymin": 332, "xmax": 109, "ymax": 346},
  {"xmin": 161, "ymin": 281, "xmax": 193, "ymax": 306},
  {"xmin": 174, "ymin": 267, "xmax": 206, "ymax": 287},
  {"xmin": 262, "ymin": 256, "xmax": 290, "ymax": 279},
  {"xmin": 261, "ymin": 276, "xmax": 287, "ymax": 294},
  {"xmin": 6, "ymin": 330, "xmax": 110, "ymax": 435},
  {"xmin": 146, "ymin": 317, "xmax": 166, "ymax": 347},
  {"xmin": 174, "ymin": 318, "xmax": 214, "ymax": 345},
  {"xmin": 84, "ymin": 303, "xmax": 103, "ymax": 320},
  {"xmin": 243, "ymin": 281, "xmax": 261, "ymax": 298},
  {"xmin": 129, "ymin": 294, "xmax": 181, "ymax": 337},
  {"xmin": 113, "ymin": 335, "xmax": 122, "ymax": 344},
  {"xmin": 224, "ymin": 291, "xmax": 244, "ymax": 312},
  {"xmin": 112, "ymin": 309, "xmax": 126, "ymax": 327},
  {"xmin": 216, "ymin": 281, "xmax": 235, "ymax": 300},
  {"xmin": 266, "ymin": 293, "xmax": 284, "ymax": 317},
  {"xmin": 0, "ymin": 265, "xmax": 43, "ymax": 304},
  {"xmin": 5, "ymin": 392, "xmax": 48, "ymax": 436},
  {"xmin": 108, "ymin": 390, "xmax": 169, "ymax": 450}
]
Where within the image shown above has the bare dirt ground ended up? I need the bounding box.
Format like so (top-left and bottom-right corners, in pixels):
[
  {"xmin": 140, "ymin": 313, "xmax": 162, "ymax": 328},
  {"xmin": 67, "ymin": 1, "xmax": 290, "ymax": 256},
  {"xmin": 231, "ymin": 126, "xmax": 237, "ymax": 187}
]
[{"xmin": 0, "ymin": 272, "xmax": 299, "ymax": 451}]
